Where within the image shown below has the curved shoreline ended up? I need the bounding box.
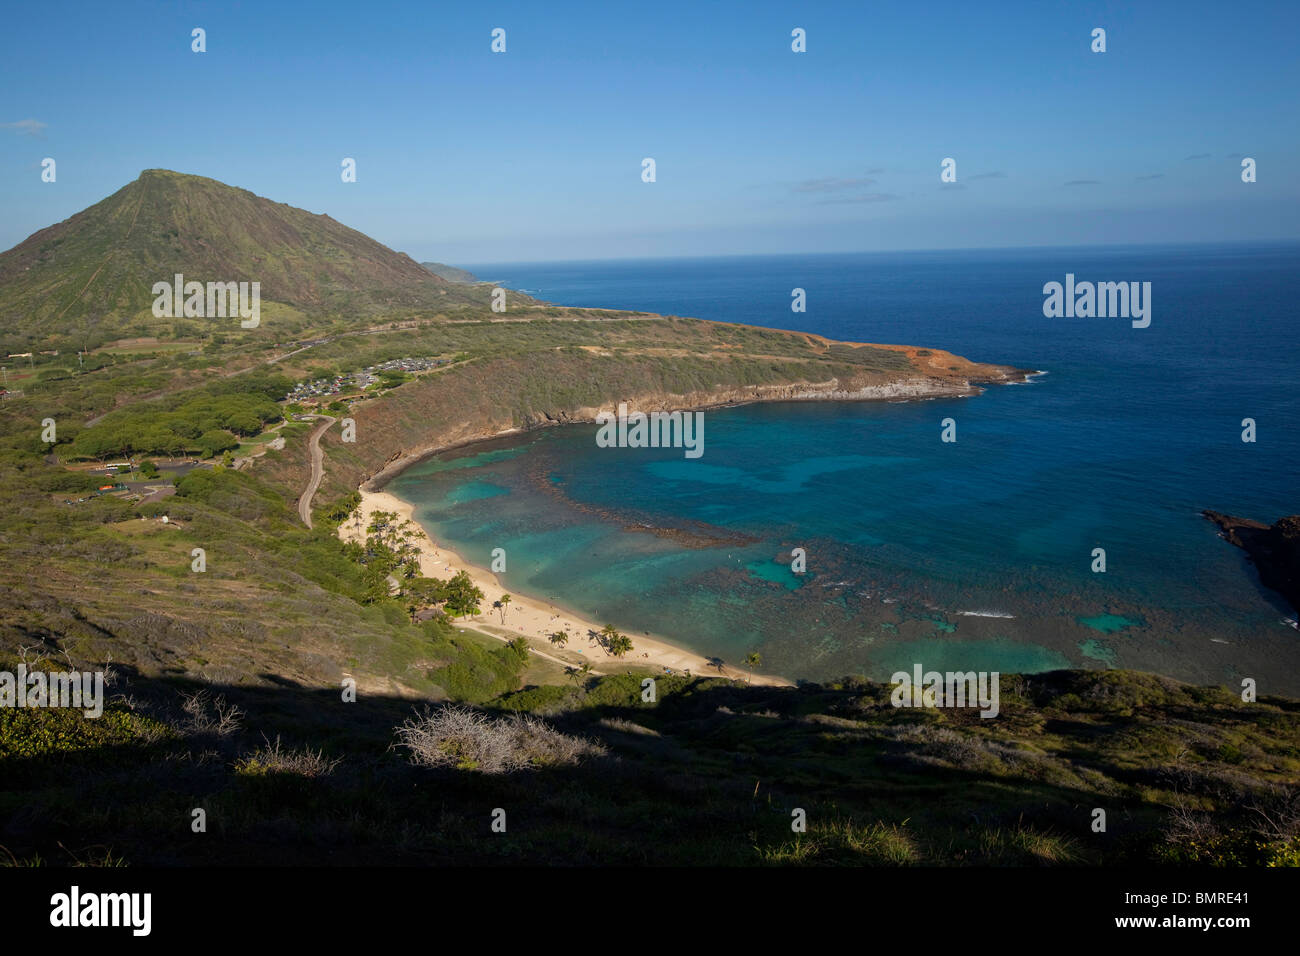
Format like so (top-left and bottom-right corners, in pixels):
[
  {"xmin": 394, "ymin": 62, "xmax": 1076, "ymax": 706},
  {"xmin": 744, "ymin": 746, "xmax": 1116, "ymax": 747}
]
[
  {"xmin": 360, "ymin": 373, "xmax": 1029, "ymax": 493},
  {"xmin": 343, "ymin": 360, "xmax": 1034, "ymax": 689},
  {"xmin": 341, "ymin": 486, "xmax": 795, "ymax": 687}
]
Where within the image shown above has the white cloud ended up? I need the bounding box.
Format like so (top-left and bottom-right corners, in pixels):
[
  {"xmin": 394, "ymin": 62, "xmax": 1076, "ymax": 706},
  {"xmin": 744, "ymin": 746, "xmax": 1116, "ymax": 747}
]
[{"xmin": 2, "ymin": 119, "xmax": 48, "ymax": 137}]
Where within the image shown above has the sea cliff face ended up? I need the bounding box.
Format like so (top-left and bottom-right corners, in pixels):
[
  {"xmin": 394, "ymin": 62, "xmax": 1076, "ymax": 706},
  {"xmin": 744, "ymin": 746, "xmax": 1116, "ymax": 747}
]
[
  {"xmin": 357, "ymin": 362, "xmax": 1028, "ymax": 492},
  {"xmin": 1204, "ymin": 511, "xmax": 1300, "ymax": 616}
]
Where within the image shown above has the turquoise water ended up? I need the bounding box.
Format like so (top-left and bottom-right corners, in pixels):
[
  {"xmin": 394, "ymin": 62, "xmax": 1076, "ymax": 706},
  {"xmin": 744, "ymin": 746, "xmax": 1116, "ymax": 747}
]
[
  {"xmin": 389, "ymin": 244, "xmax": 1300, "ymax": 691},
  {"xmin": 744, "ymin": 558, "xmax": 804, "ymax": 591},
  {"xmin": 1076, "ymin": 614, "xmax": 1144, "ymax": 634},
  {"xmin": 1079, "ymin": 640, "xmax": 1119, "ymax": 667},
  {"xmin": 446, "ymin": 480, "xmax": 509, "ymax": 504}
]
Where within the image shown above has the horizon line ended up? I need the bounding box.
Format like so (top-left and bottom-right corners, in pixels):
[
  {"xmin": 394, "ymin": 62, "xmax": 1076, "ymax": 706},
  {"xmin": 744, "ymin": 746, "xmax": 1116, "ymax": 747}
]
[{"xmin": 449, "ymin": 237, "xmax": 1300, "ymax": 270}]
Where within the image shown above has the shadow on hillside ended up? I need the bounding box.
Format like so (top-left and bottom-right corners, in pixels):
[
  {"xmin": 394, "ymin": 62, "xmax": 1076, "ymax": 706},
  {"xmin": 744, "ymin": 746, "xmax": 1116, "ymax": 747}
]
[{"xmin": 3, "ymin": 665, "xmax": 1276, "ymax": 866}]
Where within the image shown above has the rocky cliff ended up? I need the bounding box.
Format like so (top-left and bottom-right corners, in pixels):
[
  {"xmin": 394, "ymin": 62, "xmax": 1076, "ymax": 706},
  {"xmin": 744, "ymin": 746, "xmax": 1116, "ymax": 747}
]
[{"xmin": 1204, "ymin": 510, "xmax": 1300, "ymax": 616}]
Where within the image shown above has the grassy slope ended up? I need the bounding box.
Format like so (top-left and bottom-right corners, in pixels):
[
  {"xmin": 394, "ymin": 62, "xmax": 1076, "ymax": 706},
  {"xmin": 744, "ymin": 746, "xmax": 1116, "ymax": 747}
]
[{"xmin": 2, "ymin": 664, "xmax": 1297, "ymax": 866}]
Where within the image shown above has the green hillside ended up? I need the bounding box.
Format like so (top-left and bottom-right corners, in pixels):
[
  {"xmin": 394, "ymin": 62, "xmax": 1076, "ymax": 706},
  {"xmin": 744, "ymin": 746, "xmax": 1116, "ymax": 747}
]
[{"xmin": 0, "ymin": 170, "xmax": 496, "ymax": 351}]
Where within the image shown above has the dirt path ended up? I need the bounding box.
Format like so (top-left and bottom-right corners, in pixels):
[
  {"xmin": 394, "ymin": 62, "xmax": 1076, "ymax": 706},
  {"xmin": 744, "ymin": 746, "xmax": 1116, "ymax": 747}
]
[
  {"xmin": 298, "ymin": 415, "xmax": 336, "ymax": 527},
  {"xmin": 456, "ymin": 621, "xmax": 607, "ymax": 676}
]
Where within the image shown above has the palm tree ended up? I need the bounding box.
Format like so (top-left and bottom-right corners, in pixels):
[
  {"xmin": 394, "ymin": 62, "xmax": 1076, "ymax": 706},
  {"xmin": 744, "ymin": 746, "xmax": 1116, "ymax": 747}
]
[
  {"xmin": 548, "ymin": 631, "xmax": 569, "ymax": 647},
  {"xmin": 744, "ymin": 652, "xmax": 762, "ymax": 682},
  {"xmin": 566, "ymin": 661, "xmax": 593, "ymax": 685},
  {"xmin": 599, "ymin": 623, "xmax": 619, "ymax": 650},
  {"xmin": 497, "ymin": 593, "xmax": 512, "ymax": 623}
]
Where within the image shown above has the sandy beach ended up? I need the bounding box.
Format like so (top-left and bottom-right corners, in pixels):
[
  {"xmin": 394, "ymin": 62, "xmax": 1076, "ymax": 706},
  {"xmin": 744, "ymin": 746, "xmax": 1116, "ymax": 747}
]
[{"xmin": 340, "ymin": 487, "xmax": 792, "ymax": 687}]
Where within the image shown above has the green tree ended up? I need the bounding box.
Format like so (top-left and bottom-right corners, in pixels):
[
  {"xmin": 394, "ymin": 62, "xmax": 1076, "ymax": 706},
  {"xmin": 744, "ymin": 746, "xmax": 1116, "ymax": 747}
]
[
  {"xmin": 548, "ymin": 630, "xmax": 569, "ymax": 648},
  {"xmin": 222, "ymin": 409, "xmax": 263, "ymax": 436},
  {"xmin": 442, "ymin": 571, "xmax": 484, "ymax": 619},
  {"xmin": 362, "ymin": 511, "xmax": 421, "ymax": 578},
  {"xmin": 496, "ymin": 593, "xmax": 512, "ymax": 623},
  {"xmin": 403, "ymin": 575, "xmax": 443, "ymax": 607},
  {"xmin": 320, "ymin": 491, "xmax": 360, "ymax": 526},
  {"xmin": 745, "ymin": 652, "xmax": 762, "ymax": 682},
  {"xmin": 360, "ymin": 565, "xmax": 392, "ymax": 604},
  {"xmin": 197, "ymin": 429, "xmax": 238, "ymax": 458}
]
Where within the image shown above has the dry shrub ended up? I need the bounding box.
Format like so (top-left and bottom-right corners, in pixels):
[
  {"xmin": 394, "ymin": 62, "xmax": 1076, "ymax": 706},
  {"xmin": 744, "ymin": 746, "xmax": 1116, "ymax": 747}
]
[
  {"xmin": 597, "ymin": 717, "xmax": 660, "ymax": 736},
  {"xmin": 180, "ymin": 689, "xmax": 244, "ymax": 736},
  {"xmin": 395, "ymin": 704, "xmax": 606, "ymax": 773},
  {"xmin": 235, "ymin": 735, "xmax": 341, "ymax": 778}
]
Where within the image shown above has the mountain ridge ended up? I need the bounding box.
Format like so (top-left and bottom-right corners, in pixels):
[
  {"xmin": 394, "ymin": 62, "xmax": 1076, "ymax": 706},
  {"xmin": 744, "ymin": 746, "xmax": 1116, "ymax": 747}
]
[{"xmin": 0, "ymin": 169, "xmax": 487, "ymax": 348}]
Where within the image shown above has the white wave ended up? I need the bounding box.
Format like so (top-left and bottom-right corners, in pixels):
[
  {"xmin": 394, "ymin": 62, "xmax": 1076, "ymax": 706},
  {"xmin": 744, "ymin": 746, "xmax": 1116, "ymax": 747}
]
[
  {"xmin": 1008, "ymin": 370, "xmax": 1050, "ymax": 385},
  {"xmin": 957, "ymin": 609, "xmax": 1016, "ymax": 619}
]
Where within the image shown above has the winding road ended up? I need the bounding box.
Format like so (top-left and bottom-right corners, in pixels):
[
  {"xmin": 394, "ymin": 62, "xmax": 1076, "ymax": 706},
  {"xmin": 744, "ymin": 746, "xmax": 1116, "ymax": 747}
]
[{"xmin": 298, "ymin": 415, "xmax": 336, "ymax": 528}]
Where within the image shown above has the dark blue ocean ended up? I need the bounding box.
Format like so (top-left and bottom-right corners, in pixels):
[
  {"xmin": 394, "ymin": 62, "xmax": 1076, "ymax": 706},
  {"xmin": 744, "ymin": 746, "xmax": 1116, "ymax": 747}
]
[{"xmin": 389, "ymin": 243, "xmax": 1300, "ymax": 690}]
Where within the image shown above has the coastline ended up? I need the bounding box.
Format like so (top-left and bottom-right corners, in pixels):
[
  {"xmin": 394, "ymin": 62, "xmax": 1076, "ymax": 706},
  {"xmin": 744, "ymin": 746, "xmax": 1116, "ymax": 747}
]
[
  {"xmin": 338, "ymin": 355, "xmax": 1034, "ymax": 691},
  {"xmin": 360, "ymin": 369, "xmax": 1030, "ymax": 492},
  {"xmin": 339, "ymin": 486, "xmax": 795, "ymax": 687}
]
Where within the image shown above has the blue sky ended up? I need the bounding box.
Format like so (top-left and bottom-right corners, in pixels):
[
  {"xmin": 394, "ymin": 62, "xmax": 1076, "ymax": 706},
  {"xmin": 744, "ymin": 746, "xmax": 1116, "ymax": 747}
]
[{"xmin": 2, "ymin": 0, "xmax": 1297, "ymax": 262}]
